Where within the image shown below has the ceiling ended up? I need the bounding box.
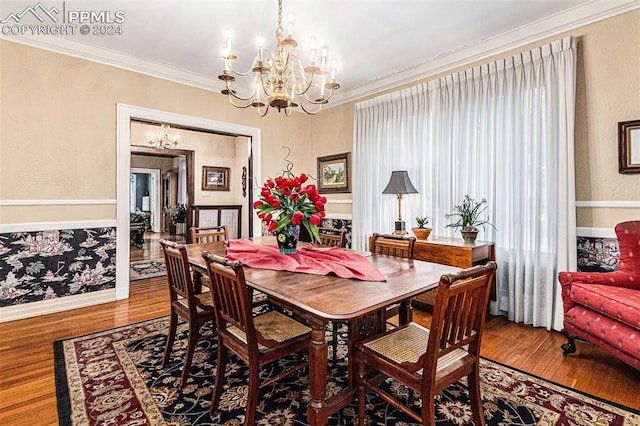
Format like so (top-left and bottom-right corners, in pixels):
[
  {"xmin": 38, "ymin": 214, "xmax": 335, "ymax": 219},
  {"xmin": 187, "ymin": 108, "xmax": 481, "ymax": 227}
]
[{"xmin": 1, "ymin": 0, "xmax": 638, "ymax": 106}]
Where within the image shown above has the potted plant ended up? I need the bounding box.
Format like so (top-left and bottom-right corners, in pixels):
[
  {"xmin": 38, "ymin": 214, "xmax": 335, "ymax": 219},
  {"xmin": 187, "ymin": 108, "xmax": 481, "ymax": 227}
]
[
  {"xmin": 412, "ymin": 216, "xmax": 431, "ymax": 240},
  {"xmin": 170, "ymin": 203, "xmax": 187, "ymax": 235},
  {"xmin": 446, "ymin": 194, "xmax": 496, "ymax": 242}
]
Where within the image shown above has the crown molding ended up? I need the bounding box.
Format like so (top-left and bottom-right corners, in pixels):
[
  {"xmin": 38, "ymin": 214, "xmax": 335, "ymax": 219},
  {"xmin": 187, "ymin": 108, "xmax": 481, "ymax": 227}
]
[
  {"xmin": 1, "ymin": 0, "xmax": 638, "ymax": 108},
  {"xmin": 332, "ymin": 0, "xmax": 640, "ymax": 106},
  {"xmin": 0, "ymin": 32, "xmax": 227, "ymax": 93}
]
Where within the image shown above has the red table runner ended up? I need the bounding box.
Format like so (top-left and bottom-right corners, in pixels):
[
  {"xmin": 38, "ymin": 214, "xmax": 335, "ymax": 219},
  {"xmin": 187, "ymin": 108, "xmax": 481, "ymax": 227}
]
[{"xmin": 225, "ymin": 239, "xmax": 386, "ymax": 282}]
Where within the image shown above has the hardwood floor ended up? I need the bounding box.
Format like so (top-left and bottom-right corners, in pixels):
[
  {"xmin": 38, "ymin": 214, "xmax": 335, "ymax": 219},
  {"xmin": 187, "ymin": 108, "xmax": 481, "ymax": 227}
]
[
  {"xmin": 1, "ymin": 261, "xmax": 639, "ymax": 424},
  {"xmin": 130, "ymin": 231, "xmax": 186, "ymax": 262}
]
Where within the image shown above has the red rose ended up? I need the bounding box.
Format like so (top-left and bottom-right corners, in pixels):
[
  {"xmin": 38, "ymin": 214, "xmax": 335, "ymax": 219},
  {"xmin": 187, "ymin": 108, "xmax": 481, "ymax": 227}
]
[
  {"xmin": 253, "ymin": 201, "xmax": 263, "ymax": 208},
  {"xmin": 299, "ymin": 173, "xmax": 308, "ymax": 183},
  {"xmin": 266, "ymin": 179, "xmax": 275, "ymax": 187},
  {"xmin": 291, "ymin": 193, "xmax": 300, "ymax": 202},
  {"xmin": 270, "ymin": 199, "xmax": 281, "ymax": 208},
  {"xmin": 261, "ymin": 188, "xmax": 271, "ymax": 196},
  {"xmin": 268, "ymin": 221, "xmax": 277, "ymax": 232},
  {"xmin": 265, "ymin": 213, "xmax": 272, "ymax": 222},
  {"xmin": 314, "ymin": 201, "xmax": 325, "ymax": 211}
]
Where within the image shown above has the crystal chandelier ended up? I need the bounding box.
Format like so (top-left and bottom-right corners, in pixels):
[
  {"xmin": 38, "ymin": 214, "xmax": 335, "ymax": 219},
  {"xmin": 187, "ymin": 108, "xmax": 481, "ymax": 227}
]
[
  {"xmin": 148, "ymin": 124, "xmax": 178, "ymax": 149},
  {"xmin": 218, "ymin": 0, "xmax": 340, "ymax": 116}
]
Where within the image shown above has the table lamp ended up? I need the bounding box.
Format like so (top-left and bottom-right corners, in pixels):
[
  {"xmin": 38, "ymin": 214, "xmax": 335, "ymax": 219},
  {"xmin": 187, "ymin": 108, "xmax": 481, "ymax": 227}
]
[{"xmin": 382, "ymin": 170, "xmax": 418, "ymax": 235}]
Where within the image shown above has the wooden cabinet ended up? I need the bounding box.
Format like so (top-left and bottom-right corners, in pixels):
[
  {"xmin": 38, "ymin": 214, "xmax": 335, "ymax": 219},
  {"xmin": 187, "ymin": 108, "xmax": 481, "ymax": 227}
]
[{"xmin": 412, "ymin": 236, "xmax": 496, "ymax": 307}]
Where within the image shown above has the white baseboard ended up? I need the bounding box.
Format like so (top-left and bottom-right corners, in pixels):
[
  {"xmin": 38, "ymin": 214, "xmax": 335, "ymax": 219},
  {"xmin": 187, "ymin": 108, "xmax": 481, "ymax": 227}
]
[{"xmin": 0, "ymin": 289, "xmax": 116, "ymax": 323}]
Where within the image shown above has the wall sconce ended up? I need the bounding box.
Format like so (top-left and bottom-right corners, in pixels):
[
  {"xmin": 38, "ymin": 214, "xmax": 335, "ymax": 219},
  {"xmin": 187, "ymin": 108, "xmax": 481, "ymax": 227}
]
[{"xmin": 382, "ymin": 170, "xmax": 418, "ymax": 235}]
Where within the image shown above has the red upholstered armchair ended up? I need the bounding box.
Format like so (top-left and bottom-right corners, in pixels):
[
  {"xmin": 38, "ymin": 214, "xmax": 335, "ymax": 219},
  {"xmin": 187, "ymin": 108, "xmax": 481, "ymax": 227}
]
[{"xmin": 558, "ymin": 221, "xmax": 640, "ymax": 370}]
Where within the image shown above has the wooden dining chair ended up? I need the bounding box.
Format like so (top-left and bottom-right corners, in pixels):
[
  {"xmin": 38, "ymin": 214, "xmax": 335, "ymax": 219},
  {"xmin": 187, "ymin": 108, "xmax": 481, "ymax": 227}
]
[
  {"xmin": 355, "ymin": 261, "xmax": 497, "ymax": 426},
  {"xmin": 159, "ymin": 239, "xmax": 216, "ymax": 388},
  {"xmin": 190, "ymin": 225, "xmax": 228, "ymax": 244},
  {"xmin": 202, "ymin": 251, "xmax": 311, "ymax": 425},
  {"xmin": 370, "ymin": 233, "xmax": 417, "ymax": 326},
  {"xmin": 318, "ymin": 226, "xmax": 347, "ymax": 248},
  {"xmin": 370, "ymin": 233, "xmax": 416, "ymax": 258},
  {"xmin": 316, "ymin": 226, "xmax": 348, "ymax": 362}
]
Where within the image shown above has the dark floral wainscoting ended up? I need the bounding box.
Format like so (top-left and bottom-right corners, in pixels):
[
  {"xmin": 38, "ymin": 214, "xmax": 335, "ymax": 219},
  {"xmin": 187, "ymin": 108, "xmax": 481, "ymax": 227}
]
[{"xmin": 0, "ymin": 227, "xmax": 116, "ymax": 307}]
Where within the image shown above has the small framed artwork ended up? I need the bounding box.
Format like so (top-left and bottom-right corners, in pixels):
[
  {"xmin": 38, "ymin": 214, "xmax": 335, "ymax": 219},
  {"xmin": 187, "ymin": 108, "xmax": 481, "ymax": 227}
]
[
  {"xmin": 202, "ymin": 166, "xmax": 230, "ymax": 191},
  {"xmin": 618, "ymin": 119, "xmax": 640, "ymax": 174},
  {"xmin": 317, "ymin": 152, "xmax": 350, "ymax": 193}
]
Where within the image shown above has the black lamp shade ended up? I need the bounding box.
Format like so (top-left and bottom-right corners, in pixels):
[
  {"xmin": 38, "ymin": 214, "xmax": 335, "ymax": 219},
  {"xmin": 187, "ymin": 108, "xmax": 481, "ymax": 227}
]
[{"xmin": 382, "ymin": 171, "xmax": 418, "ymax": 194}]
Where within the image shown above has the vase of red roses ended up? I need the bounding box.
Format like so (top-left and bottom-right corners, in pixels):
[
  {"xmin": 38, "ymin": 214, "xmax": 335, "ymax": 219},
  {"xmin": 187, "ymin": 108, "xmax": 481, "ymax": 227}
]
[{"xmin": 253, "ymin": 172, "xmax": 326, "ymax": 254}]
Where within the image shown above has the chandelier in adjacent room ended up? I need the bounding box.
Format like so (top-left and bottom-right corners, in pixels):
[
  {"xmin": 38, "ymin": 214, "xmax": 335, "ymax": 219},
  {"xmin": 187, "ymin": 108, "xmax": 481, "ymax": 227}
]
[
  {"xmin": 148, "ymin": 124, "xmax": 178, "ymax": 149},
  {"xmin": 218, "ymin": 0, "xmax": 340, "ymax": 116}
]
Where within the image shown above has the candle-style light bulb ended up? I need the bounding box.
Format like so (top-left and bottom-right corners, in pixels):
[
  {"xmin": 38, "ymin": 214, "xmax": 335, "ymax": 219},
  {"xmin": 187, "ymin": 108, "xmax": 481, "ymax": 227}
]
[
  {"xmin": 320, "ymin": 76, "xmax": 326, "ymax": 97},
  {"xmin": 309, "ymin": 37, "xmax": 317, "ymax": 64},
  {"xmin": 257, "ymin": 34, "xmax": 264, "ymax": 61},
  {"xmin": 225, "ymin": 28, "xmax": 232, "ymax": 51},
  {"xmin": 287, "ymin": 12, "xmax": 294, "ymax": 36},
  {"xmin": 321, "ymin": 48, "xmax": 327, "ymax": 69},
  {"xmin": 331, "ymin": 59, "xmax": 337, "ymax": 80}
]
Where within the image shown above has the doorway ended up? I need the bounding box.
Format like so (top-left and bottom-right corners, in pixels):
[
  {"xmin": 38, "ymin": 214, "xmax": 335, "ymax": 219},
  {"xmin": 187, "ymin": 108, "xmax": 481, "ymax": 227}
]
[
  {"xmin": 131, "ymin": 167, "xmax": 161, "ymax": 233},
  {"xmin": 116, "ymin": 104, "xmax": 262, "ymax": 300}
]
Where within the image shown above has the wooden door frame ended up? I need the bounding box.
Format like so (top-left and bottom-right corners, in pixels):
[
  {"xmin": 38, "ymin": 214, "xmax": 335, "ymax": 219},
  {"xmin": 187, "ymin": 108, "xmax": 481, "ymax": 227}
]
[
  {"xmin": 116, "ymin": 104, "xmax": 262, "ymax": 301},
  {"xmin": 130, "ymin": 145, "xmax": 194, "ymax": 237}
]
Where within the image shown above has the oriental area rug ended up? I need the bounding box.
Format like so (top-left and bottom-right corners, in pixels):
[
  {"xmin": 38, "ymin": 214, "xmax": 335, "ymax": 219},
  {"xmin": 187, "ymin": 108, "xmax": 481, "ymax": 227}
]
[
  {"xmin": 54, "ymin": 317, "xmax": 640, "ymax": 425},
  {"xmin": 130, "ymin": 259, "xmax": 167, "ymax": 281}
]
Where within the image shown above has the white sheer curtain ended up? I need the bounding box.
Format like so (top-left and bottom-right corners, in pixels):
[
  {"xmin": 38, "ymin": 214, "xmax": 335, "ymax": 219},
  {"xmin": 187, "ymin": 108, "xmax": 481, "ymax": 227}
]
[{"xmin": 353, "ymin": 37, "xmax": 577, "ymax": 330}]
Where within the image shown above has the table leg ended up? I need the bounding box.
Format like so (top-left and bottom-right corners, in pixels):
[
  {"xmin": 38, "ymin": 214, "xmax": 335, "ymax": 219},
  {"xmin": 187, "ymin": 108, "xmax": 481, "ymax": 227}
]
[
  {"xmin": 399, "ymin": 300, "xmax": 413, "ymax": 325},
  {"xmin": 307, "ymin": 318, "xmax": 329, "ymax": 426},
  {"xmin": 193, "ymin": 270, "xmax": 203, "ymax": 294}
]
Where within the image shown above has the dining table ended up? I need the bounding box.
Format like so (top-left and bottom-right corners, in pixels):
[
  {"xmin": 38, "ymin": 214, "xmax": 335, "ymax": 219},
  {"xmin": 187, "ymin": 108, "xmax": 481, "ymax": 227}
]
[{"xmin": 185, "ymin": 237, "xmax": 461, "ymax": 426}]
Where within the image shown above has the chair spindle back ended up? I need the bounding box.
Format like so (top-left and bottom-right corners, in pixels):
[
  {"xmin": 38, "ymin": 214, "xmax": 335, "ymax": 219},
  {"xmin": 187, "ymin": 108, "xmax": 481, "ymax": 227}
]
[
  {"xmin": 160, "ymin": 239, "xmax": 195, "ymax": 303},
  {"xmin": 318, "ymin": 227, "xmax": 346, "ymax": 248},
  {"xmin": 202, "ymin": 252, "xmax": 257, "ymax": 346},
  {"xmin": 191, "ymin": 225, "xmax": 228, "ymax": 244},
  {"xmin": 426, "ymin": 262, "xmax": 496, "ymax": 367},
  {"xmin": 370, "ymin": 233, "xmax": 416, "ymax": 258}
]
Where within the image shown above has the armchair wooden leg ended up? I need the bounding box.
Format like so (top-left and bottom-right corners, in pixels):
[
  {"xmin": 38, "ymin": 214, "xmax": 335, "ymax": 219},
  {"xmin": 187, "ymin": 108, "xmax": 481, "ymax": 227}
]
[{"xmin": 561, "ymin": 329, "xmax": 577, "ymax": 356}]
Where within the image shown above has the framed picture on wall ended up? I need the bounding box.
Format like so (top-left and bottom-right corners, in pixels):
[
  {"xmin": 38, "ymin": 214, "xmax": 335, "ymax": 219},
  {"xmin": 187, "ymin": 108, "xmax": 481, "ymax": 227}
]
[
  {"xmin": 317, "ymin": 152, "xmax": 350, "ymax": 193},
  {"xmin": 618, "ymin": 119, "xmax": 640, "ymax": 174},
  {"xmin": 202, "ymin": 166, "xmax": 230, "ymax": 191}
]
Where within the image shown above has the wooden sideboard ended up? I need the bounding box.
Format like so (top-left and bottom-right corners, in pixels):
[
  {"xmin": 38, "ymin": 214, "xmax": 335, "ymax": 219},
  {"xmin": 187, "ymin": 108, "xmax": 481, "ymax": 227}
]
[{"xmin": 412, "ymin": 236, "xmax": 496, "ymax": 308}]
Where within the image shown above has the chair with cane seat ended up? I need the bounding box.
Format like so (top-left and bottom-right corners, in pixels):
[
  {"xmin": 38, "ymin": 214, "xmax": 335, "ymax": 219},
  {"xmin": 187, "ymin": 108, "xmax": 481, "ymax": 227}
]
[
  {"xmin": 190, "ymin": 225, "xmax": 228, "ymax": 244},
  {"xmin": 318, "ymin": 226, "xmax": 347, "ymax": 248},
  {"xmin": 370, "ymin": 233, "xmax": 417, "ymax": 325},
  {"xmin": 159, "ymin": 239, "xmax": 216, "ymax": 388},
  {"xmin": 355, "ymin": 261, "xmax": 497, "ymax": 426},
  {"xmin": 202, "ymin": 251, "xmax": 311, "ymax": 425},
  {"xmin": 316, "ymin": 227, "xmax": 348, "ymax": 362},
  {"xmin": 370, "ymin": 232, "xmax": 416, "ymax": 258}
]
